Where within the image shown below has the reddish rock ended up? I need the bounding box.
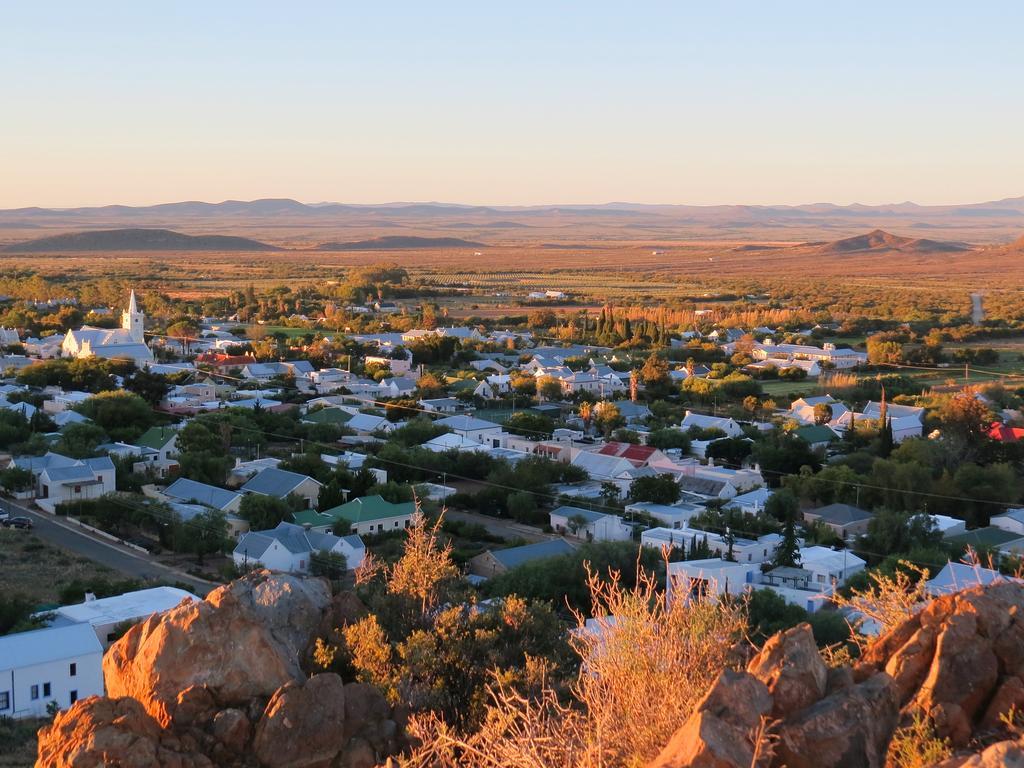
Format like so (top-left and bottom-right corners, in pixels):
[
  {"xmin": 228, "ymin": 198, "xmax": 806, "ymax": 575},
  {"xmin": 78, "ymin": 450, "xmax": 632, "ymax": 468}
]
[
  {"xmin": 914, "ymin": 611, "xmax": 999, "ymax": 745},
  {"xmin": 212, "ymin": 708, "xmax": 252, "ymax": 753},
  {"xmin": 772, "ymin": 673, "xmax": 899, "ymax": 768},
  {"xmin": 884, "ymin": 625, "xmax": 937, "ymax": 704},
  {"xmin": 36, "ymin": 696, "xmax": 212, "ymax": 768},
  {"xmin": 648, "ymin": 669, "xmax": 772, "ymax": 768},
  {"xmin": 105, "ymin": 570, "xmax": 331, "ymax": 726},
  {"xmin": 747, "ymin": 623, "xmax": 826, "ymax": 718},
  {"xmin": 253, "ymin": 673, "xmax": 348, "ymax": 768}
]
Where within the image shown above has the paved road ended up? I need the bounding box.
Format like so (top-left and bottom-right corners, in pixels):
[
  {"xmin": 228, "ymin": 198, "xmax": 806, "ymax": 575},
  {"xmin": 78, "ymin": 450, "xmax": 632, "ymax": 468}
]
[
  {"xmin": 6, "ymin": 499, "xmax": 216, "ymax": 596},
  {"xmin": 444, "ymin": 509, "xmax": 552, "ymax": 543}
]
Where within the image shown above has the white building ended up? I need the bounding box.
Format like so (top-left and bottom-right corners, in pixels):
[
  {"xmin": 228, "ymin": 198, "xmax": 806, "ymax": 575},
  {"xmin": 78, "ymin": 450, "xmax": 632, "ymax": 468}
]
[
  {"xmin": 46, "ymin": 586, "xmax": 197, "ymax": 648},
  {"xmin": 0, "ymin": 624, "xmax": 104, "ymax": 719},
  {"xmin": 549, "ymin": 505, "xmax": 632, "ymax": 542},
  {"xmin": 11, "ymin": 452, "xmax": 116, "ymax": 512},
  {"xmin": 667, "ymin": 559, "xmax": 758, "ymax": 601},
  {"xmin": 61, "ymin": 290, "xmax": 153, "ymax": 366},
  {"xmin": 233, "ymin": 521, "xmax": 365, "ymax": 573},
  {"xmin": 680, "ymin": 411, "xmax": 744, "ymax": 438},
  {"xmin": 624, "ymin": 501, "xmax": 702, "ymax": 529},
  {"xmin": 434, "ymin": 414, "xmax": 505, "ymax": 447}
]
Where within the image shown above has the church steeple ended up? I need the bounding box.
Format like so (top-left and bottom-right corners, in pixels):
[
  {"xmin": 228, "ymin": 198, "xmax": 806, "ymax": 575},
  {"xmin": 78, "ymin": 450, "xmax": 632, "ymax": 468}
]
[{"xmin": 122, "ymin": 289, "xmax": 145, "ymax": 344}]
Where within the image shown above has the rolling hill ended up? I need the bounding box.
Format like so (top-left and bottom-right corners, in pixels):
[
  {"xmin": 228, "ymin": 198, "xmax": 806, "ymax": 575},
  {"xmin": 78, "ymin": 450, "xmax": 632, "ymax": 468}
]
[
  {"xmin": 4, "ymin": 228, "xmax": 280, "ymax": 252},
  {"xmin": 316, "ymin": 236, "xmax": 485, "ymax": 250},
  {"xmin": 806, "ymin": 229, "xmax": 970, "ymax": 255}
]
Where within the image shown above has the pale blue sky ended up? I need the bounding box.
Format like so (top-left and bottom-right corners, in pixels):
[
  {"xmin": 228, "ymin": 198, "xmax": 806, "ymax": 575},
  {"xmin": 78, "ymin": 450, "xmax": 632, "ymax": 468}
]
[{"xmin": 2, "ymin": 2, "xmax": 1021, "ymax": 207}]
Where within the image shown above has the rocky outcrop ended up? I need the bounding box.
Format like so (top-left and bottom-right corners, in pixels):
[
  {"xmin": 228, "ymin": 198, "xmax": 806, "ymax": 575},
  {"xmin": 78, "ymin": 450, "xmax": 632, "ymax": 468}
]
[
  {"xmin": 105, "ymin": 570, "xmax": 332, "ymax": 727},
  {"xmin": 651, "ymin": 582, "xmax": 1024, "ymax": 767},
  {"xmin": 38, "ymin": 570, "xmax": 403, "ymax": 768}
]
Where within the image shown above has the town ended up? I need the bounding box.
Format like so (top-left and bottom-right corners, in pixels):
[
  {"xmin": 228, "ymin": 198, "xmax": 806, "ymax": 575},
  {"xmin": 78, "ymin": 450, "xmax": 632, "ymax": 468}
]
[{"xmin": 2, "ymin": 274, "xmax": 1022, "ymax": 742}]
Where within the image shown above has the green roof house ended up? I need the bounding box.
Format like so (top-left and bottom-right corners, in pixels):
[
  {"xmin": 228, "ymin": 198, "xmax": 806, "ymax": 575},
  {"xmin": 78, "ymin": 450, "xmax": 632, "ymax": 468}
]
[{"xmin": 321, "ymin": 494, "xmax": 417, "ymax": 535}]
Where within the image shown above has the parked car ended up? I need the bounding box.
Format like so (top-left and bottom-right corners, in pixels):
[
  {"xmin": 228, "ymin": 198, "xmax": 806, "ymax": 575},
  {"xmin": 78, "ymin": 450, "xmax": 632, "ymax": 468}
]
[{"xmin": 2, "ymin": 516, "xmax": 33, "ymax": 530}]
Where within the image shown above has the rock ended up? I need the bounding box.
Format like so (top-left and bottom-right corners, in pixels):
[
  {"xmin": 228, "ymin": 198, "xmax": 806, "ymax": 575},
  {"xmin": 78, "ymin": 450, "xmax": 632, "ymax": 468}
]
[
  {"xmin": 36, "ymin": 696, "xmax": 213, "ymax": 768},
  {"xmin": 747, "ymin": 623, "xmax": 827, "ymax": 719},
  {"xmin": 884, "ymin": 625, "xmax": 937, "ymax": 704},
  {"xmin": 213, "ymin": 708, "xmax": 251, "ymax": 753},
  {"xmin": 772, "ymin": 673, "xmax": 899, "ymax": 768},
  {"xmin": 254, "ymin": 673, "xmax": 348, "ymax": 768},
  {"xmin": 649, "ymin": 670, "xmax": 772, "ymax": 768},
  {"xmin": 941, "ymin": 738, "xmax": 1024, "ymax": 767},
  {"xmin": 982, "ymin": 676, "xmax": 1024, "ymax": 730},
  {"xmin": 914, "ymin": 611, "xmax": 999, "ymax": 745},
  {"xmin": 105, "ymin": 570, "xmax": 331, "ymax": 726},
  {"xmin": 825, "ymin": 667, "xmax": 854, "ymax": 695},
  {"xmin": 343, "ymin": 681, "xmax": 392, "ymax": 741},
  {"xmin": 333, "ymin": 737, "xmax": 377, "ymax": 768}
]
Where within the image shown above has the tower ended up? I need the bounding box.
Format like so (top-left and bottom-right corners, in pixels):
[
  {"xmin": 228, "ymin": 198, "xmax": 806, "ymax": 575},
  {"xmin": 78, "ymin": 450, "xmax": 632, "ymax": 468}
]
[{"xmin": 122, "ymin": 290, "xmax": 145, "ymax": 344}]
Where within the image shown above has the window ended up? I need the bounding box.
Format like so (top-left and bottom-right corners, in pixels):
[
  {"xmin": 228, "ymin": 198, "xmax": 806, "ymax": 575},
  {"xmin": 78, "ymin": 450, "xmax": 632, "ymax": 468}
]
[
  {"xmin": 0, "ymin": 692, "xmax": 9, "ymax": 710},
  {"xmin": 70, "ymin": 663, "xmax": 77, "ymax": 677},
  {"xmin": 31, "ymin": 685, "xmax": 39, "ymax": 700},
  {"xmin": 43, "ymin": 682, "xmax": 51, "ymax": 697},
  {"xmin": 74, "ymin": 485, "xmax": 81, "ymax": 493},
  {"xmin": 816, "ymin": 574, "xmax": 826, "ymax": 583},
  {"xmin": 69, "ymin": 690, "xmax": 78, "ymax": 705}
]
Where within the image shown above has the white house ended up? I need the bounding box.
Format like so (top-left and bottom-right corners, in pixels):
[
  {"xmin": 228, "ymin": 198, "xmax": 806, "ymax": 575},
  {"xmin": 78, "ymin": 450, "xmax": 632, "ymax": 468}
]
[
  {"xmin": 347, "ymin": 412, "xmax": 395, "ymax": 435},
  {"xmin": 991, "ymin": 509, "xmax": 1024, "ymax": 536},
  {"xmin": 624, "ymin": 501, "xmax": 702, "ymax": 529},
  {"xmin": 667, "ymin": 559, "xmax": 759, "ymax": 601},
  {"xmin": 46, "ymin": 586, "xmax": 197, "ymax": 648},
  {"xmin": 0, "ymin": 624, "xmax": 104, "ymax": 719},
  {"xmin": 61, "ymin": 290, "xmax": 153, "ymax": 366},
  {"xmin": 434, "ymin": 414, "xmax": 505, "ymax": 447},
  {"xmin": 11, "ymin": 452, "xmax": 116, "ymax": 512},
  {"xmin": 549, "ymin": 505, "xmax": 632, "ymax": 542},
  {"xmin": 233, "ymin": 521, "xmax": 365, "ymax": 573},
  {"xmin": 680, "ymin": 411, "xmax": 744, "ymax": 438},
  {"xmin": 641, "ymin": 526, "xmax": 782, "ymax": 564},
  {"xmin": 726, "ymin": 487, "xmax": 773, "ymax": 515}
]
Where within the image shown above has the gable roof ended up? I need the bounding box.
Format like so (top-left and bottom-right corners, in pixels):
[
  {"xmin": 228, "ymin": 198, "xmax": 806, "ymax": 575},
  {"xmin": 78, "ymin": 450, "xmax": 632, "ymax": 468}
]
[
  {"xmin": 0, "ymin": 623, "xmax": 103, "ymax": 669},
  {"xmin": 550, "ymin": 505, "xmax": 611, "ymax": 524},
  {"xmin": 242, "ymin": 467, "xmax": 321, "ymax": 498},
  {"xmin": 793, "ymin": 424, "xmax": 838, "ymax": 444},
  {"xmin": 323, "ymin": 494, "xmax": 417, "ymax": 523},
  {"xmin": 435, "ymin": 414, "xmax": 500, "ymax": 432},
  {"xmin": 488, "ymin": 539, "xmax": 576, "ymax": 570},
  {"xmin": 134, "ymin": 425, "xmax": 178, "ymax": 450},
  {"xmin": 165, "ymin": 477, "xmax": 242, "ymax": 510},
  {"xmin": 807, "ymin": 502, "xmax": 874, "ymax": 525}
]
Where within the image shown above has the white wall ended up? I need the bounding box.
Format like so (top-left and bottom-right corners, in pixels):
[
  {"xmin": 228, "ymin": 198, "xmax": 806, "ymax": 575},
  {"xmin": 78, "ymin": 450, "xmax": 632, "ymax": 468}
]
[{"xmin": 0, "ymin": 653, "xmax": 103, "ymax": 719}]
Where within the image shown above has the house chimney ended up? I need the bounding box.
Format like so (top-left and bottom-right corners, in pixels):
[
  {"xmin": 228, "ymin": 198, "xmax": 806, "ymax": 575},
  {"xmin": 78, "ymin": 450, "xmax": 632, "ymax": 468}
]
[{"xmin": 84, "ymin": 592, "xmax": 97, "ymax": 603}]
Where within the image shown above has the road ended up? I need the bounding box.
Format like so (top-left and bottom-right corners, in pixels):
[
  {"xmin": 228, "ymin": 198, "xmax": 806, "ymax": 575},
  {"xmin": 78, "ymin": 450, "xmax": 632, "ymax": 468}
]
[
  {"xmin": 7, "ymin": 499, "xmax": 216, "ymax": 596},
  {"xmin": 444, "ymin": 509, "xmax": 552, "ymax": 543}
]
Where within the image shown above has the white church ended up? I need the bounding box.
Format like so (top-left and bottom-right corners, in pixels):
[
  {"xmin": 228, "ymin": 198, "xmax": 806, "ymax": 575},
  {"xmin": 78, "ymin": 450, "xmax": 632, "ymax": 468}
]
[{"xmin": 62, "ymin": 290, "xmax": 153, "ymax": 366}]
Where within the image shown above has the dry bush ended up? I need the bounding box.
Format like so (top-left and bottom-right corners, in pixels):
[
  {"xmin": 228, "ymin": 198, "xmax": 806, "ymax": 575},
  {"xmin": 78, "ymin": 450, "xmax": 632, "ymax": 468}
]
[
  {"xmin": 886, "ymin": 710, "xmax": 952, "ymax": 768},
  {"xmin": 403, "ymin": 560, "xmax": 746, "ymax": 768},
  {"xmin": 832, "ymin": 561, "xmax": 930, "ymax": 650}
]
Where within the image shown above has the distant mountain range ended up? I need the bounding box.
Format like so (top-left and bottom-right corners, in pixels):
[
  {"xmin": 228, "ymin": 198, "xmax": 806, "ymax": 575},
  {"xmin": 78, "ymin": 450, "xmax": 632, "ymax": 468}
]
[
  {"xmin": 317, "ymin": 236, "xmax": 486, "ymax": 251},
  {"xmin": 2, "ymin": 197, "xmax": 1023, "ymax": 245},
  {"xmin": 3, "ymin": 228, "xmax": 279, "ymax": 253}
]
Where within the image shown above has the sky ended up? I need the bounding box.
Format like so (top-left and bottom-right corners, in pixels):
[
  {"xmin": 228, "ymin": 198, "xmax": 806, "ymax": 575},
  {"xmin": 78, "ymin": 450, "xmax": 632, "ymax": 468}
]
[{"xmin": 2, "ymin": 2, "xmax": 1022, "ymax": 208}]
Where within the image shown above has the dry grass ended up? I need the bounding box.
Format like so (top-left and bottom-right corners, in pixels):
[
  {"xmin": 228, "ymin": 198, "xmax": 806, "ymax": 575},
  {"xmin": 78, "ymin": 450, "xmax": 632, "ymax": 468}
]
[
  {"xmin": 0, "ymin": 529, "xmax": 117, "ymax": 605},
  {"xmin": 403, "ymin": 561, "xmax": 746, "ymax": 768}
]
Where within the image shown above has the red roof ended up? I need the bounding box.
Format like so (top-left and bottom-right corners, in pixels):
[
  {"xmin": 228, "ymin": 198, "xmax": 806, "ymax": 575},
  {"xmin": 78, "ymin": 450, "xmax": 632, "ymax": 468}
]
[
  {"xmin": 988, "ymin": 422, "xmax": 1024, "ymax": 442},
  {"xmin": 597, "ymin": 441, "xmax": 657, "ymax": 466},
  {"xmin": 196, "ymin": 352, "xmax": 256, "ymax": 368}
]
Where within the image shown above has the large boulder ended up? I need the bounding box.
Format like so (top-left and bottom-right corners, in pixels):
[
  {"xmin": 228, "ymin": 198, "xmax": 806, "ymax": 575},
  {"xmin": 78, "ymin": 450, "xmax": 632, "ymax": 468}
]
[
  {"xmin": 105, "ymin": 570, "xmax": 332, "ymax": 726},
  {"xmin": 772, "ymin": 673, "xmax": 899, "ymax": 768},
  {"xmin": 36, "ymin": 696, "xmax": 212, "ymax": 768},
  {"xmin": 747, "ymin": 623, "xmax": 827, "ymax": 719},
  {"xmin": 649, "ymin": 670, "xmax": 772, "ymax": 768},
  {"xmin": 253, "ymin": 674, "xmax": 348, "ymax": 768}
]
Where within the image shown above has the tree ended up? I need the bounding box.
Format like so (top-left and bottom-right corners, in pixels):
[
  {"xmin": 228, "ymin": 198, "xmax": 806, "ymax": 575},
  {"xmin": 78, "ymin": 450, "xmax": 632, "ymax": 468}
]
[
  {"xmin": 166, "ymin": 320, "xmax": 201, "ymax": 356},
  {"xmin": 75, "ymin": 391, "xmax": 155, "ymax": 442},
  {"xmin": 938, "ymin": 390, "xmax": 994, "ymax": 460},
  {"xmin": 773, "ymin": 517, "xmax": 801, "ymax": 568},
  {"xmin": 537, "ymin": 376, "xmax": 562, "ymax": 402},
  {"xmin": 647, "ymin": 428, "xmax": 691, "ymax": 452},
  {"xmin": 629, "ymin": 474, "xmax": 680, "ymax": 505},
  {"xmin": 310, "ymin": 549, "xmax": 348, "ymax": 579},
  {"xmin": 125, "ymin": 369, "xmax": 171, "ymax": 406},
  {"xmin": 639, "ymin": 354, "xmax": 670, "ymax": 392},
  {"xmin": 813, "ymin": 403, "xmax": 833, "ymax": 425},
  {"xmin": 54, "ymin": 422, "xmax": 108, "ymax": 459},
  {"xmin": 416, "ymin": 372, "xmax": 446, "ymax": 398},
  {"xmin": 593, "ymin": 401, "xmax": 624, "ymax": 437},
  {"xmin": 386, "ymin": 509, "xmax": 459, "ymax": 617},
  {"xmin": 506, "ymin": 490, "xmax": 538, "ymax": 522},
  {"xmin": 764, "ymin": 487, "xmax": 800, "ymax": 522},
  {"xmin": 239, "ymin": 494, "xmax": 293, "ymax": 531},
  {"xmin": 704, "ymin": 436, "xmax": 752, "ymax": 468},
  {"xmin": 172, "ymin": 509, "xmax": 229, "ymax": 564},
  {"xmin": 503, "ymin": 412, "xmax": 554, "ymax": 440}
]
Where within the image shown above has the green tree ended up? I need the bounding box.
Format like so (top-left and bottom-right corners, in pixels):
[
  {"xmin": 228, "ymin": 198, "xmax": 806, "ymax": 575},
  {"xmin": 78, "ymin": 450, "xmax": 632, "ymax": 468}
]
[
  {"xmin": 54, "ymin": 422, "xmax": 108, "ymax": 458},
  {"xmin": 172, "ymin": 509, "xmax": 229, "ymax": 564},
  {"xmin": 629, "ymin": 474, "xmax": 681, "ymax": 505},
  {"xmin": 239, "ymin": 494, "xmax": 293, "ymax": 530}
]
